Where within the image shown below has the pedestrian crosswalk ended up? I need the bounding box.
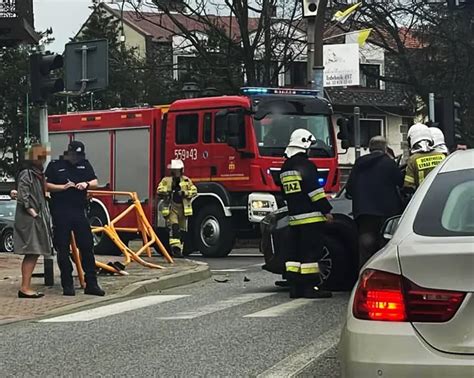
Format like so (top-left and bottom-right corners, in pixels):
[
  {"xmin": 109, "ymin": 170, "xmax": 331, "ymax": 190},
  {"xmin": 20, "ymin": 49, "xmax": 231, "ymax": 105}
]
[
  {"xmin": 157, "ymin": 293, "xmax": 274, "ymax": 320},
  {"xmin": 40, "ymin": 292, "xmax": 334, "ymax": 323}
]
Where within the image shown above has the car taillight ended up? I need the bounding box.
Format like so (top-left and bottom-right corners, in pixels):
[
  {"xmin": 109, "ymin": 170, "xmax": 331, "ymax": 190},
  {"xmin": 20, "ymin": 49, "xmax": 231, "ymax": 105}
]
[{"xmin": 353, "ymin": 269, "xmax": 465, "ymax": 323}]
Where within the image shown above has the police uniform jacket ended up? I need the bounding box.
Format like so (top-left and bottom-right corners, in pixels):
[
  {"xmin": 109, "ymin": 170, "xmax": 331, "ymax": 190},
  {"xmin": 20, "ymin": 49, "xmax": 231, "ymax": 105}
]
[{"xmin": 45, "ymin": 158, "xmax": 97, "ymax": 213}]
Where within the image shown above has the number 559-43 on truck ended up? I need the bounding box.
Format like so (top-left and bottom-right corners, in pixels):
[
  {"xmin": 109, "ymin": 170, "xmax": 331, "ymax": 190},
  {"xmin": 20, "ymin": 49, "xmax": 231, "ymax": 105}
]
[{"xmin": 48, "ymin": 87, "xmax": 355, "ymax": 273}]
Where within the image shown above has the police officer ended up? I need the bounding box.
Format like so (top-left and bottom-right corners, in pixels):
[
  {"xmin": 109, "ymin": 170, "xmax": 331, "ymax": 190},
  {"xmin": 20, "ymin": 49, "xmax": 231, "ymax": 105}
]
[
  {"xmin": 280, "ymin": 129, "xmax": 333, "ymax": 299},
  {"xmin": 157, "ymin": 159, "xmax": 197, "ymax": 258},
  {"xmin": 404, "ymin": 123, "xmax": 446, "ymax": 191},
  {"xmin": 45, "ymin": 141, "xmax": 104, "ymax": 296}
]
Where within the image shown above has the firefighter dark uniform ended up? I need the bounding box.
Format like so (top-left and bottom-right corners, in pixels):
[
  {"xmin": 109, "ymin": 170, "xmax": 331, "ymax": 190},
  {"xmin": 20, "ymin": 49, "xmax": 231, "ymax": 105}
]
[
  {"xmin": 157, "ymin": 160, "xmax": 197, "ymax": 257},
  {"xmin": 45, "ymin": 142, "xmax": 104, "ymax": 296},
  {"xmin": 280, "ymin": 129, "xmax": 333, "ymax": 299}
]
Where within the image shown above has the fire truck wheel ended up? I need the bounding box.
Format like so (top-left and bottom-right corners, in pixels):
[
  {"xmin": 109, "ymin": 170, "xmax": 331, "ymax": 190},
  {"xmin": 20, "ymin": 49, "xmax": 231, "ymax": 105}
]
[
  {"xmin": 192, "ymin": 204, "xmax": 235, "ymax": 257},
  {"xmin": 88, "ymin": 205, "xmax": 121, "ymax": 256},
  {"xmin": 319, "ymin": 235, "xmax": 358, "ymax": 291}
]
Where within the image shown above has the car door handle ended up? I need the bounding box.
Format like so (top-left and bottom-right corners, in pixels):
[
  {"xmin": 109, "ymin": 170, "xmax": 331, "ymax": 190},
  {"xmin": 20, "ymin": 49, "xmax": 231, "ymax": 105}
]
[{"xmin": 211, "ymin": 166, "xmax": 217, "ymax": 176}]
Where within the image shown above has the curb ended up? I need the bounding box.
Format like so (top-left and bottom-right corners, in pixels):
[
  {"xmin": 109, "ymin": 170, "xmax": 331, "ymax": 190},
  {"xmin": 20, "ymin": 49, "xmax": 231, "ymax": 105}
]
[{"xmin": 15, "ymin": 262, "xmax": 211, "ymax": 321}]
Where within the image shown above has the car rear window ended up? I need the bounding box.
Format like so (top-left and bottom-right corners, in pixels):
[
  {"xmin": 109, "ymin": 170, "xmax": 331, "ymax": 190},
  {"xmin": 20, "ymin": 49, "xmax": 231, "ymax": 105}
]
[{"xmin": 414, "ymin": 169, "xmax": 474, "ymax": 237}]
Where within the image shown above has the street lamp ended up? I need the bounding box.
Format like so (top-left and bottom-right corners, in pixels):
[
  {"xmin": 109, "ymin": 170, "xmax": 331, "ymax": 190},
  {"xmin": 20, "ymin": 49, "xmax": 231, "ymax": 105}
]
[{"xmin": 181, "ymin": 82, "xmax": 201, "ymax": 99}]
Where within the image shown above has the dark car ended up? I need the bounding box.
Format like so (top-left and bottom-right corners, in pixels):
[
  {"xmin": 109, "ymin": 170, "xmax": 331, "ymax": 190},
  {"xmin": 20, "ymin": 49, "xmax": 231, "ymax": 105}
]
[
  {"xmin": 0, "ymin": 196, "xmax": 16, "ymax": 253},
  {"xmin": 259, "ymin": 189, "xmax": 359, "ymax": 291}
]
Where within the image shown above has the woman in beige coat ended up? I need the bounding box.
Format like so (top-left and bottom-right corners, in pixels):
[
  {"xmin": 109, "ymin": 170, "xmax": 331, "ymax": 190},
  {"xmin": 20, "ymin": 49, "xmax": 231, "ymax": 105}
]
[{"xmin": 14, "ymin": 145, "xmax": 52, "ymax": 298}]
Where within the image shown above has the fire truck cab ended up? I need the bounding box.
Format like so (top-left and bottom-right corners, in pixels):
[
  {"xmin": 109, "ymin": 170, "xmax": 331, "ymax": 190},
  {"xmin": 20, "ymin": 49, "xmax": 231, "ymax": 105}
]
[{"xmin": 48, "ymin": 87, "xmax": 347, "ymax": 258}]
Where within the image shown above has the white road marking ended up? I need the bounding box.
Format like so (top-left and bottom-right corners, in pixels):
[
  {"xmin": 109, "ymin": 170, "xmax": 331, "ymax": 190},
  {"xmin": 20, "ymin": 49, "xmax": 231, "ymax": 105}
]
[
  {"xmin": 244, "ymin": 298, "xmax": 313, "ymax": 318},
  {"xmin": 39, "ymin": 295, "xmax": 188, "ymax": 323},
  {"xmin": 257, "ymin": 328, "xmax": 341, "ymax": 378},
  {"xmin": 158, "ymin": 293, "xmax": 275, "ymax": 320},
  {"xmin": 211, "ymin": 269, "xmax": 247, "ymax": 273}
]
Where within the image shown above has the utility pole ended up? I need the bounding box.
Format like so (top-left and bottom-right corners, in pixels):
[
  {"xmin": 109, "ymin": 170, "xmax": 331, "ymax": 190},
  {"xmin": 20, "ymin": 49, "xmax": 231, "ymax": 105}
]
[
  {"xmin": 312, "ymin": 0, "xmax": 327, "ymax": 97},
  {"xmin": 303, "ymin": 0, "xmax": 328, "ymax": 97}
]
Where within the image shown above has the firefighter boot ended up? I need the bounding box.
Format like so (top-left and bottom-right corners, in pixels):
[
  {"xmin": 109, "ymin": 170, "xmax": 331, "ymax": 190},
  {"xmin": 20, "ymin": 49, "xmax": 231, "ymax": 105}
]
[
  {"xmin": 301, "ymin": 284, "xmax": 332, "ymax": 299},
  {"xmin": 289, "ymin": 283, "xmax": 303, "ymax": 298},
  {"xmin": 84, "ymin": 276, "xmax": 105, "ymax": 296}
]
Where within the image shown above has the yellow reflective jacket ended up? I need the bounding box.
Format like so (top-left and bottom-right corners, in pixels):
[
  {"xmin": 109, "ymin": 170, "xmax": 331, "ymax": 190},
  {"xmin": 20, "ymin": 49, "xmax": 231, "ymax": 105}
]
[
  {"xmin": 404, "ymin": 151, "xmax": 446, "ymax": 189},
  {"xmin": 157, "ymin": 176, "xmax": 197, "ymax": 217}
]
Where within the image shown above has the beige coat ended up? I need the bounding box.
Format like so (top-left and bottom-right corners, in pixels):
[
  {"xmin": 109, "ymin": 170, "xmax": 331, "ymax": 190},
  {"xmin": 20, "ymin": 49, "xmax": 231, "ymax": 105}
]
[{"xmin": 14, "ymin": 169, "xmax": 52, "ymax": 256}]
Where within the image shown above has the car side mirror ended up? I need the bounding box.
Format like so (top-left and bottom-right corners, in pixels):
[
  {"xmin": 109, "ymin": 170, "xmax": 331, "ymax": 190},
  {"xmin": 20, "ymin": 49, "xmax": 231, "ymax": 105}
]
[
  {"xmin": 381, "ymin": 215, "xmax": 401, "ymax": 240},
  {"xmin": 341, "ymin": 139, "xmax": 350, "ymax": 150},
  {"xmin": 337, "ymin": 117, "xmax": 349, "ymax": 140}
]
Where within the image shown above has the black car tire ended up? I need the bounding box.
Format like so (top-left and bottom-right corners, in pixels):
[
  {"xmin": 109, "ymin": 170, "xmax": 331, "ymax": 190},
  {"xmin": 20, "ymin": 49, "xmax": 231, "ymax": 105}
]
[
  {"xmin": 319, "ymin": 235, "xmax": 357, "ymax": 291},
  {"xmin": 87, "ymin": 204, "xmax": 122, "ymax": 256},
  {"xmin": 192, "ymin": 204, "xmax": 235, "ymax": 257},
  {"xmin": 1, "ymin": 228, "xmax": 14, "ymax": 253}
]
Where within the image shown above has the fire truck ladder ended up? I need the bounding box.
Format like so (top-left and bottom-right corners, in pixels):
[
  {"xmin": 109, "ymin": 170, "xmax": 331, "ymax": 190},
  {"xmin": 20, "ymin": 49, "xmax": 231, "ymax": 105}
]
[{"xmin": 70, "ymin": 190, "xmax": 173, "ymax": 287}]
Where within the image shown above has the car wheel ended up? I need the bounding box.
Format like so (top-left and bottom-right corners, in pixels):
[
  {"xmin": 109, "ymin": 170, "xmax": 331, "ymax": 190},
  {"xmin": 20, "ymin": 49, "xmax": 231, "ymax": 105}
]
[
  {"xmin": 320, "ymin": 235, "xmax": 358, "ymax": 291},
  {"xmin": 192, "ymin": 204, "xmax": 235, "ymax": 257},
  {"xmin": 87, "ymin": 204, "xmax": 121, "ymax": 256},
  {"xmin": 2, "ymin": 229, "xmax": 14, "ymax": 253}
]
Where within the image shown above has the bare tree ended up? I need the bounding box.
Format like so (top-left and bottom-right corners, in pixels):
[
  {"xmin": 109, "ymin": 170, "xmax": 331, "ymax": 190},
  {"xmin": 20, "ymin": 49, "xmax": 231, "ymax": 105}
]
[
  {"xmin": 123, "ymin": 0, "xmax": 305, "ymax": 89},
  {"xmin": 334, "ymin": 0, "xmax": 474, "ymax": 140}
]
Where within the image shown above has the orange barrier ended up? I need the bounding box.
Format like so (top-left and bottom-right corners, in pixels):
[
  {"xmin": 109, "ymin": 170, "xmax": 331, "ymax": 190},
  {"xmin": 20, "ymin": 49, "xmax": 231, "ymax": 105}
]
[{"xmin": 70, "ymin": 190, "xmax": 173, "ymax": 285}]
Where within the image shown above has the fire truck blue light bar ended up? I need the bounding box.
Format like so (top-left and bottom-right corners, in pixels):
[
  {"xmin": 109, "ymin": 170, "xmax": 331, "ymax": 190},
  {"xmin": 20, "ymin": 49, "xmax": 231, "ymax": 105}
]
[{"xmin": 241, "ymin": 87, "xmax": 319, "ymax": 96}]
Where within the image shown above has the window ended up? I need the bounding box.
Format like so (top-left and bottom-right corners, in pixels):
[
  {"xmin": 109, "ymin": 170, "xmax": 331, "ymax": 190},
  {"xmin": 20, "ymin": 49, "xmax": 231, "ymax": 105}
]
[
  {"xmin": 203, "ymin": 113, "xmax": 212, "ymax": 143},
  {"xmin": 253, "ymin": 114, "xmax": 334, "ymax": 158},
  {"xmin": 360, "ymin": 64, "xmax": 381, "ymax": 89},
  {"xmin": 177, "ymin": 56, "xmax": 199, "ymax": 81},
  {"xmin": 176, "ymin": 114, "xmax": 198, "ymax": 145},
  {"xmin": 214, "ymin": 113, "xmax": 227, "ymax": 143},
  {"xmin": 286, "ymin": 62, "xmax": 307, "ymax": 87},
  {"xmin": 348, "ymin": 119, "xmax": 382, "ymax": 148},
  {"xmin": 414, "ymin": 169, "xmax": 474, "ymax": 236}
]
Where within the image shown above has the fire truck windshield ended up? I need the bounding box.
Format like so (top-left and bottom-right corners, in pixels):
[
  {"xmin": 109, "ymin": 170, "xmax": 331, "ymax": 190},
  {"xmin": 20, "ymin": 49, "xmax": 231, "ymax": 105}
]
[{"xmin": 252, "ymin": 114, "xmax": 334, "ymax": 158}]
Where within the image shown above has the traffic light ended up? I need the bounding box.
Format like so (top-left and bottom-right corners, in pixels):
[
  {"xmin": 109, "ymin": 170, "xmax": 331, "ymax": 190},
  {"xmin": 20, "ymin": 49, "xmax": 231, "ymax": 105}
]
[
  {"xmin": 434, "ymin": 93, "xmax": 463, "ymax": 149},
  {"xmin": 302, "ymin": 0, "xmax": 320, "ymax": 18},
  {"xmin": 30, "ymin": 53, "xmax": 64, "ymax": 103}
]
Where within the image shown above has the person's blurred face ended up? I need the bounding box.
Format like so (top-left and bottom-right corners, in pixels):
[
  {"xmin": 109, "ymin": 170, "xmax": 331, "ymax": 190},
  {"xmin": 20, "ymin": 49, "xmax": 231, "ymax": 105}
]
[
  {"xmin": 27, "ymin": 145, "xmax": 48, "ymax": 168},
  {"xmin": 64, "ymin": 151, "xmax": 83, "ymax": 165},
  {"xmin": 171, "ymin": 169, "xmax": 182, "ymax": 178}
]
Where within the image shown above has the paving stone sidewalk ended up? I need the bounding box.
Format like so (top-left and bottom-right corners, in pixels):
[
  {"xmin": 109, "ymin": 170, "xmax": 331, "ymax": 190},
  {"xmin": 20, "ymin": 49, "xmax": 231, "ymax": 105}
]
[{"xmin": 0, "ymin": 252, "xmax": 209, "ymax": 325}]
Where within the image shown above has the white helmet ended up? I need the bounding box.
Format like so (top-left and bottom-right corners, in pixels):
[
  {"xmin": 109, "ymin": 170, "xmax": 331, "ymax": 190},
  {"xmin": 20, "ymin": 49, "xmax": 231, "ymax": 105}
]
[
  {"xmin": 407, "ymin": 123, "xmax": 433, "ymax": 152},
  {"xmin": 169, "ymin": 159, "xmax": 184, "ymax": 170},
  {"xmin": 430, "ymin": 127, "xmax": 449, "ymax": 154},
  {"xmin": 285, "ymin": 129, "xmax": 316, "ymax": 158}
]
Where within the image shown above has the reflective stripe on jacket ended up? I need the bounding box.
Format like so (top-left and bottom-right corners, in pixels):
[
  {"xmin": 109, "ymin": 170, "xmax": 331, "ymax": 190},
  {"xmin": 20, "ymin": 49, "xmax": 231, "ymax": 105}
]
[
  {"xmin": 279, "ymin": 153, "xmax": 332, "ymax": 227},
  {"xmin": 157, "ymin": 176, "xmax": 197, "ymax": 217}
]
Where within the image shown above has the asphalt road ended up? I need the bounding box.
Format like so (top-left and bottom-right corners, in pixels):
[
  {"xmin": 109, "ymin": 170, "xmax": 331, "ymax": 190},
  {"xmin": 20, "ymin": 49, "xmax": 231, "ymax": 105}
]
[{"xmin": 0, "ymin": 249, "xmax": 348, "ymax": 377}]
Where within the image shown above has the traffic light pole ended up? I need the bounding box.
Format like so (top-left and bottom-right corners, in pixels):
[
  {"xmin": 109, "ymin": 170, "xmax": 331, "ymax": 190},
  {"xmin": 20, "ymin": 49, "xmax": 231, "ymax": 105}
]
[
  {"xmin": 311, "ymin": 0, "xmax": 328, "ymax": 97},
  {"xmin": 39, "ymin": 103, "xmax": 54, "ymax": 286},
  {"xmin": 354, "ymin": 106, "xmax": 361, "ymax": 160}
]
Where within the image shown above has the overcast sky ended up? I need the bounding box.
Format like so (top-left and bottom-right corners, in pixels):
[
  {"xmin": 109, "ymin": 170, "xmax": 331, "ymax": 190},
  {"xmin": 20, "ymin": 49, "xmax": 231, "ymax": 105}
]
[{"xmin": 34, "ymin": 0, "xmax": 94, "ymax": 53}]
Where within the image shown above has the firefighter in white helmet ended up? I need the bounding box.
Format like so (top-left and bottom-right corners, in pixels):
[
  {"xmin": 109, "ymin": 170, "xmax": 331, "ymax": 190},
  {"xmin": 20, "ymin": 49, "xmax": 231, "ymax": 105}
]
[
  {"xmin": 279, "ymin": 129, "xmax": 333, "ymax": 299},
  {"xmin": 430, "ymin": 127, "xmax": 449, "ymax": 156},
  {"xmin": 404, "ymin": 123, "xmax": 445, "ymax": 190},
  {"xmin": 157, "ymin": 159, "xmax": 197, "ymax": 257}
]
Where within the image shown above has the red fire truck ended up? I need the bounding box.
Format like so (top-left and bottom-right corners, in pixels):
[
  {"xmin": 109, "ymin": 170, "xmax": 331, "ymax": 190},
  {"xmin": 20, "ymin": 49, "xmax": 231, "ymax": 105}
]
[{"xmin": 48, "ymin": 87, "xmax": 352, "ymax": 260}]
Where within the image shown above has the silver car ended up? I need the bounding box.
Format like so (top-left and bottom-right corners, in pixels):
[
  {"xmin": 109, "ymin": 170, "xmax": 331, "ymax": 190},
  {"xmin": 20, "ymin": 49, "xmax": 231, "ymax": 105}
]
[{"xmin": 339, "ymin": 149, "xmax": 474, "ymax": 377}]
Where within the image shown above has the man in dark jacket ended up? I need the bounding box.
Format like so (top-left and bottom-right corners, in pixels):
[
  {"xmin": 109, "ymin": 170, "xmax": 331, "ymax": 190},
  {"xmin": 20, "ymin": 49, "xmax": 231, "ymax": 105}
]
[{"xmin": 346, "ymin": 136, "xmax": 404, "ymax": 268}]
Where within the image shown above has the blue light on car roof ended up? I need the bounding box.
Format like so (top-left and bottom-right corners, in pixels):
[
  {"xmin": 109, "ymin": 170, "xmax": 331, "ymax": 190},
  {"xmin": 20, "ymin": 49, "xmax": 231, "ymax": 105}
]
[
  {"xmin": 241, "ymin": 87, "xmax": 269, "ymax": 94},
  {"xmin": 318, "ymin": 178, "xmax": 326, "ymax": 185},
  {"xmin": 241, "ymin": 87, "xmax": 318, "ymax": 96}
]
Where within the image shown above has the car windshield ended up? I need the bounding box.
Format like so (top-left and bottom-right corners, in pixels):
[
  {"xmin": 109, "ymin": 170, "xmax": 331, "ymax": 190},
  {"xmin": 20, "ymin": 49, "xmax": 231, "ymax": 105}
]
[
  {"xmin": 414, "ymin": 169, "xmax": 474, "ymax": 236},
  {"xmin": 0, "ymin": 200, "xmax": 16, "ymax": 219},
  {"xmin": 252, "ymin": 114, "xmax": 334, "ymax": 158}
]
